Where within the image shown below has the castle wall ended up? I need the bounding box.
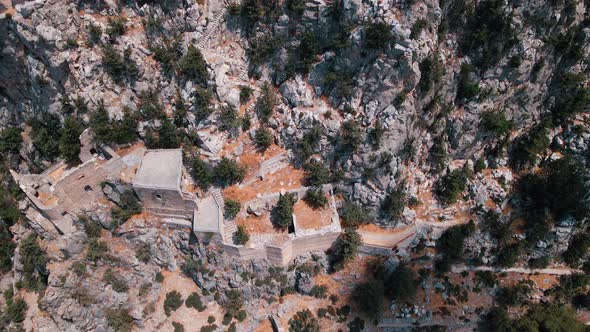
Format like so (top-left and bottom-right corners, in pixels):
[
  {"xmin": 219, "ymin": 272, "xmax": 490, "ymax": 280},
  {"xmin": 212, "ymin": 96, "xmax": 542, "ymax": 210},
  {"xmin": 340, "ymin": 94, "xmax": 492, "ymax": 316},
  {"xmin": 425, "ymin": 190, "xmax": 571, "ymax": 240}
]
[{"xmin": 134, "ymin": 187, "xmax": 196, "ymax": 218}]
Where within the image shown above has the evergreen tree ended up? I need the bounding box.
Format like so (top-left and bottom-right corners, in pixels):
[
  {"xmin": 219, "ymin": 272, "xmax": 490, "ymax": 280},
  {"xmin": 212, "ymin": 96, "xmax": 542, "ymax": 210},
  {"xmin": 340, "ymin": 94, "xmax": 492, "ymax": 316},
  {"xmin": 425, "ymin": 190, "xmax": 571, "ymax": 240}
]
[{"xmin": 59, "ymin": 116, "xmax": 83, "ymax": 165}]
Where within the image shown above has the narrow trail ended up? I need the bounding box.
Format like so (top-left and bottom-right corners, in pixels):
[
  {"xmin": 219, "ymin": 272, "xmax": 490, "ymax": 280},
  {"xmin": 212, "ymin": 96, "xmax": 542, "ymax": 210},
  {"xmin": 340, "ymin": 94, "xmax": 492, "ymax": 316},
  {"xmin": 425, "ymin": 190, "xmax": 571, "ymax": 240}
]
[{"xmin": 451, "ymin": 265, "xmax": 582, "ymax": 276}]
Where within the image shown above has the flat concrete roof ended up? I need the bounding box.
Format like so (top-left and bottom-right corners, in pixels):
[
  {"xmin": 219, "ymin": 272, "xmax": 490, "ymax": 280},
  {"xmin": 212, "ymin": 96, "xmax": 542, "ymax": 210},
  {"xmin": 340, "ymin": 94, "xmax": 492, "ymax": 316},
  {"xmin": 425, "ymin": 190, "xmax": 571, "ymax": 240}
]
[{"xmin": 133, "ymin": 149, "xmax": 182, "ymax": 190}]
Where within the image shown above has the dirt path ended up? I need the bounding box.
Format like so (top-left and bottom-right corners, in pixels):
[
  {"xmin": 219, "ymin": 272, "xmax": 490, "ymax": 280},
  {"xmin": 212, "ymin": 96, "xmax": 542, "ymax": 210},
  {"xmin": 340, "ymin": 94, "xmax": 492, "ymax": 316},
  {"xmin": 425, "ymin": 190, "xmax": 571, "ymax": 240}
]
[{"xmin": 451, "ymin": 265, "xmax": 582, "ymax": 276}]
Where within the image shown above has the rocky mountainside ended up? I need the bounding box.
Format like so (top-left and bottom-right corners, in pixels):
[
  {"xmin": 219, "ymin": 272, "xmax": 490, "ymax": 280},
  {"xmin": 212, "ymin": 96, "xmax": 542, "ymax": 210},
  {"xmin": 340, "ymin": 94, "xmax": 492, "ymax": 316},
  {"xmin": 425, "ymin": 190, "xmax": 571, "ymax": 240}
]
[{"xmin": 1, "ymin": 0, "xmax": 590, "ymax": 331}]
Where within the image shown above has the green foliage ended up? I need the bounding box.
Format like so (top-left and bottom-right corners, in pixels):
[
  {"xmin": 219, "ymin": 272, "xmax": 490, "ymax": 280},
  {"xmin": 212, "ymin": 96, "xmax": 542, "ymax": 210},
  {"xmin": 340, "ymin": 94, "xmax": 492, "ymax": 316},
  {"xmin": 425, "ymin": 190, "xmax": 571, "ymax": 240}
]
[
  {"xmin": 330, "ymin": 228, "xmax": 361, "ymax": 271},
  {"xmin": 233, "ymin": 226, "xmax": 250, "ymax": 245},
  {"xmin": 102, "ymin": 45, "xmax": 139, "ymax": 84},
  {"xmin": 339, "ymin": 120, "xmax": 362, "ymax": 153},
  {"xmin": 103, "ymin": 268, "xmax": 129, "ymax": 293},
  {"xmin": 436, "ymin": 168, "xmax": 468, "ymax": 204},
  {"xmin": 106, "ymin": 16, "xmax": 127, "ymax": 38},
  {"xmin": 285, "ymin": 31, "xmax": 319, "ymax": 77},
  {"xmin": 191, "ymin": 158, "xmax": 213, "ymax": 190},
  {"xmin": 271, "ymin": 193, "xmax": 298, "ymax": 229},
  {"xmin": 135, "ymin": 243, "xmax": 151, "ymax": 263},
  {"xmin": 339, "ymin": 200, "xmax": 367, "ymax": 227},
  {"xmin": 303, "ymin": 160, "xmax": 331, "ymax": 186},
  {"xmin": 510, "ymin": 122, "xmax": 550, "ymax": 170},
  {"xmin": 364, "ymin": 21, "xmax": 392, "ymax": 49},
  {"xmin": 87, "ymin": 22, "xmax": 102, "ymax": 46},
  {"xmin": 173, "ymin": 92, "xmax": 189, "ymax": 128},
  {"xmin": 0, "ymin": 296, "xmax": 27, "ymax": 326},
  {"xmin": 286, "ymin": 0, "xmax": 308, "ymax": 16},
  {"xmin": 548, "ymin": 273, "xmax": 590, "ymax": 304},
  {"xmin": 0, "ymin": 227, "xmax": 15, "ymax": 273},
  {"xmin": 457, "ymin": 63, "xmax": 480, "ymax": 101},
  {"xmin": 29, "ymin": 112, "xmax": 62, "ymax": 162},
  {"xmin": 90, "ymin": 103, "xmax": 139, "ymax": 145},
  {"xmin": 248, "ymin": 34, "xmax": 283, "ymax": 65},
  {"xmin": 164, "ymin": 291, "xmax": 183, "ymax": 316},
  {"xmin": 496, "ymin": 280, "xmax": 533, "ymax": 307},
  {"xmin": 79, "ymin": 215, "xmax": 102, "ymax": 239},
  {"xmin": 172, "ymin": 322, "xmax": 185, "ymax": 332},
  {"xmin": 385, "ymin": 264, "xmax": 418, "ymax": 302},
  {"xmin": 381, "ymin": 184, "xmax": 407, "ymax": 223},
  {"xmin": 435, "ymin": 221, "xmax": 475, "ymax": 273},
  {"xmin": 353, "ymin": 279, "xmax": 384, "ymax": 320},
  {"xmin": 309, "ymin": 285, "xmax": 328, "ymax": 299},
  {"xmin": 86, "ymin": 238, "xmax": 109, "ymax": 263},
  {"xmin": 429, "ymin": 138, "xmax": 448, "ymax": 173},
  {"xmin": 19, "ymin": 234, "xmax": 48, "ymax": 292},
  {"xmin": 475, "ymin": 271, "xmax": 498, "ymax": 288},
  {"xmin": 72, "ymin": 261, "xmax": 87, "ymax": 277},
  {"xmin": 224, "ymin": 199, "xmax": 241, "ymax": 220},
  {"xmin": 111, "ymin": 190, "xmax": 142, "ymax": 227},
  {"xmin": 239, "ymin": 86, "xmax": 254, "ymax": 104},
  {"xmin": 222, "ymin": 289, "xmax": 243, "ymax": 320},
  {"xmin": 551, "ymin": 72, "xmax": 590, "ymax": 123},
  {"xmin": 213, "ymin": 157, "xmax": 246, "ymax": 187},
  {"xmin": 255, "ymin": 83, "xmax": 277, "ymax": 123},
  {"xmin": 155, "ymin": 271, "xmax": 164, "ymax": 283},
  {"xmin": 185, "ymin": 292, "xmax": 206, "ymax": 311},
  {"xmin": 480, "ymin": 110, "xmax": 512, "ymax": 136},
  {"xmin": 418, "ymin": 54, "xmax": 445, "ymax": 93},
  {"xmin": 296, "ymin": 124, "xmax": 324, "ymax": 162},
  {"xmin": 303, "ymin": 188, "xmax": 328, "ymax": 209},
  {"xmin": 218, "ymin": 105, "xmax": 241, "ymax": 136},
  {"xmin": 410, "ymin": 19, "xmax": 428, "ymax": 39},
  {"xmin": 0, "ymin": 127, "xmax": 22, "ymax": 156},
  {"xmin": 145, "ymin": 118, "xmax": 181, "ymax": 149},
  {"xmin": 179, "ymin": 45, "xmax": 209, "ymax": 86},
  {"xmin": 518, "ymin": 156, "xmax": 590, "ymax": 222},
  {"xmin": 137, "ymin": 89, "xmax": 164, "ymax": 120},
  {"xmin": 563, "ymin": 233, "xmax": 590, "ymax": 267},
  {"xmin": 459, "ymin": 0, "xmax": 516, "ymax": 71},
  {"xmin": 59, "ymin": 115, "xmax": 83, "ymax": 165},
  {"xmin": 288, "ymin": 309, "xmax": 320, "ymax": 332},
  {"xmin": 254, "ymin": 126, "xmax": 273, "ymax": 150},
  {"xmin": 150, "ymin": 36, "xmax": 182, "ymax": 73},
  {"xmin": 495, "ymin": 242, "xmax": 522, "ymax": 268},
  {"xmin": 528, "ymin": 256, "xmax": 550, "ymax": 269},
  {"xmin": 106, "ymin": 309, "xmax": 134, "ymax": 332}
]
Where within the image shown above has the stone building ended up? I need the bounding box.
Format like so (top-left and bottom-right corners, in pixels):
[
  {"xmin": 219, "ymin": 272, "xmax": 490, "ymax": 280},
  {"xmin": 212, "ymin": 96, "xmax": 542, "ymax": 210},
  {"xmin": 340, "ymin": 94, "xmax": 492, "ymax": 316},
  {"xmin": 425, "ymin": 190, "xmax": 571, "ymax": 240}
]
[{"xmin": 132, "ymin": 149, "xmax": 196, "ymax": 220}]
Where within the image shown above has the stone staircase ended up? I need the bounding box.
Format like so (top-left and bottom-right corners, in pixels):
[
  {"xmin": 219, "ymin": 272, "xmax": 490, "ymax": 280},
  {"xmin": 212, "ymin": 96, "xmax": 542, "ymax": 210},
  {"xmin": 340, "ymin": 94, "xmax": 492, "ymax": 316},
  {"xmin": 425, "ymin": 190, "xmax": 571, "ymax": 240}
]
[
  {"xmin": 222, "ymin": 219, "xmax": 238, "ymax": 243},
  {"xmin": 258, "ymin": 152, "xmax": 289, "ymax": 178},
  {"xmin": 210, "ymin": 187, "xmax": 238, "ymax": 243},
  {"xmin": 197, "ymin": 0, "xmax": 239, "ymax": 50},
  {"xmin": 209, "ymin": 131, "xmax": 229, "ymax": 155}
]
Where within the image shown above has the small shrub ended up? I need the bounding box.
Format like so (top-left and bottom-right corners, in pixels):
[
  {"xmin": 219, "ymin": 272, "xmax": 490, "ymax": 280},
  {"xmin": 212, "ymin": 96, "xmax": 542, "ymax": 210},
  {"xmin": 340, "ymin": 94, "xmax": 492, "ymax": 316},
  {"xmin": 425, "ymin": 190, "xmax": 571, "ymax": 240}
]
[
  {"xmin": 213, "ymin": 157, "xmax": 246, "ymax": 187},
  {"xmin": 254, "ymin": 126, "xmax": 273, "ymax": 150},
  {"xmin": 186, "ymin": 292, "xmax": 206, "ymax": 311},
  {"xmin": 339, "ymin": 200, "xmax": 368, "ymax": 227},
  {"xmin": 303, "ymin": 160, "xmax": 331, "ymax": 186},
  {"xmin": 224, "ymin": 199, "xmax": 241, "ymax": 219},
  {"xmin": 239, "ymin": 86, "xmax": 253, "ymax": 104},
  {"xmin": 364, "ymin": 21, "xmax": 392, "ymax": 49},
  {"xmin": 304, "ymin": 188, "xmax": 328, "ymax": 209},
  {"xmin": 271, "ymin": 193, "xmax": 298, "ymax": 229},
  {"xmin": 179, "ymin": 45, "xmax": 209, "ymax": 86},
  {"xmin": 480, "ymin": 110, "xmax": 512, "ymax": 136},
  {"xmin": 172, "ymin": 321, "xmax": 185, "ymax": 332},
  {"xmin": 436, "ymin": 168, "xmax": 468, "ymax": 204},
  {"xmin": 135, "ymin": 243, "xmax": 151, "ymax": 263},
  {"xmin": 289, "ymin": 309, "xmax": 320, "ymax": 332},
  {"xmin": 192, "ymin": 158, "xmax": 213, "ymax": 190},
  {"xmin": 330, "ymin": 228, "xmax": 361, "ymax": 271},
  {"xmin": 310, "ymin": 285, "xmax": 328, "ymax": 299},
  {"xmin": 155, "ymin": 271, "xmax": 164, "ymax": 283},
  {"xmin": 164, "ymin": 291, "xmax": 183, "ymax": 316},
  {"xmin": 106, "ymin": 309, "xmax": 134, "ymax": 332},
  {"xmin": 103, "ymin": 269, "xmax": 129, "ymax": 293},
  {"xmin": 233, "ymin": 226, "xmax": 250, "ymax": 245}
]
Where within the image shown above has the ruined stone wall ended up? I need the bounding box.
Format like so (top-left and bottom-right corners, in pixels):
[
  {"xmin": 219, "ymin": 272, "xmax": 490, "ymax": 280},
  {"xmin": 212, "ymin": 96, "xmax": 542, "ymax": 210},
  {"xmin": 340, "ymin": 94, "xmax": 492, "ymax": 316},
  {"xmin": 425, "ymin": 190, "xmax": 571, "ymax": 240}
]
[
  {"xmin": 222, "ymin": 231, "xmax": 340, "ymax": 266},
  {"xmin": 134, "ymin": 187, "xmax": 196, "ymax": 218}
]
